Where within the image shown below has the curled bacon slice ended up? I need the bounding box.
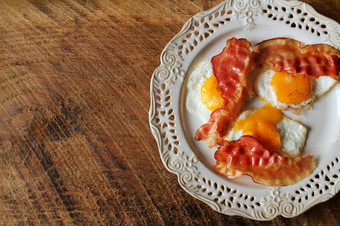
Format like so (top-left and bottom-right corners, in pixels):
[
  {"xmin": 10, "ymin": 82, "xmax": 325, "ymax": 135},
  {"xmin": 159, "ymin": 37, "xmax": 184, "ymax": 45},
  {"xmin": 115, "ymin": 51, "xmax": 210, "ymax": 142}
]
[
  {"xmin": 195, "ymin": 38, "xmax": 256, "ymax": 147},
  {"xmin": 254, "ymin": 38, "xmax": 340, "ymax": 80},
  {"xmin": 214, "ymin": 136, "xmax": 316, "ymax": 186}
]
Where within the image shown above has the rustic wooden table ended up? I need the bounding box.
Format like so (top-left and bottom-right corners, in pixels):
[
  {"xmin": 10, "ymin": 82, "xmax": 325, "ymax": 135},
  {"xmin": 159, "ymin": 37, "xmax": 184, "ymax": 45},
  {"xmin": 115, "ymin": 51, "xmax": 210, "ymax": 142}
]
[{"xmin": 1, "ymin": 0, "xmax": 339, "ymax": 225}]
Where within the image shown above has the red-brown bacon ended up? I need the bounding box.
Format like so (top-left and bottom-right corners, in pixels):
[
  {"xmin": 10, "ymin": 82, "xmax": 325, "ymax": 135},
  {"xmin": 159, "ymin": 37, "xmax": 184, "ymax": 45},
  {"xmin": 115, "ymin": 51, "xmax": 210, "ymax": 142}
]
[
  {"xmin": 254, "ymin": 38, "xmax": 340, "ymax": 80},
  {"xmin": 214, "ymin": 136, "xmax": 316, "ymax": 186},
  {"xmin": 195, "ymin": 38, "xmax": 256, "ymax": 147}
]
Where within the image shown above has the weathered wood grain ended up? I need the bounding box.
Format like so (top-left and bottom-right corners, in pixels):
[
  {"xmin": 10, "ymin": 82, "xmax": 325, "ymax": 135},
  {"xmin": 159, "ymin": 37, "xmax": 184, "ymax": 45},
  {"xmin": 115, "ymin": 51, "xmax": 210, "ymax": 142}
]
[{"xmin": 0, "ymin": 0, "xmax": 339, "ymax": 225}]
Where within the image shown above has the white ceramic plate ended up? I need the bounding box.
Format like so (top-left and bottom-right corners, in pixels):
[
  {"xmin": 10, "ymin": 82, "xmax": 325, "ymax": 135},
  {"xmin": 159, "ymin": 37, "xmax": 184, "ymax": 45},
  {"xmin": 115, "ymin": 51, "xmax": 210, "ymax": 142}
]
[{"xmin": 149, "ymin": 0, "xmax": 340, "ymax": 220}]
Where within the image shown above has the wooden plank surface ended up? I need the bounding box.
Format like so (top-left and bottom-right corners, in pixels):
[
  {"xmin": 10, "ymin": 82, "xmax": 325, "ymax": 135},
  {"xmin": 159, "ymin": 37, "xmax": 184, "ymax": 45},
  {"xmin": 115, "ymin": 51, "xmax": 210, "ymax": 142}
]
[{"xmin": 0, "ymin": 0, "xmax": 339, "ymax": 225}]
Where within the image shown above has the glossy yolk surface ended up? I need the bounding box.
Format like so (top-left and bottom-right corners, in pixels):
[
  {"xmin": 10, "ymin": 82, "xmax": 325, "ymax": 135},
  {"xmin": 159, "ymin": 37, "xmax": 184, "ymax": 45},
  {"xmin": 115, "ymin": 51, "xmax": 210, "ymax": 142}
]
[
  {"xmin": 234, "ymin": 103, "xmax": 283, "ymax": 152},
  {"xmin": 270, "ymin": 71, "xmax": 312, "ymax": 104},
  {"xmin": 200, "ymin": 75, "xmax": 223, "ymax": 111}
]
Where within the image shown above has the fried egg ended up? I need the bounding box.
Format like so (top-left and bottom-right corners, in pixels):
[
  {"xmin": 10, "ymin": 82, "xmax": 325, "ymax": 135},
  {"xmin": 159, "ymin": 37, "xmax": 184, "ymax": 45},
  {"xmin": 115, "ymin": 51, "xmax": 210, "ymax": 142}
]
[
  {"xmin": 254, "ymin": 69, "xmax": 337, "ymax": 112},
  {"xmin": 226, "ymin": 103, "xmax": 307, "ymax": 157},
  {"xmin": 186, "ymin": 60, "xmax": 223, "ymax": 122}
]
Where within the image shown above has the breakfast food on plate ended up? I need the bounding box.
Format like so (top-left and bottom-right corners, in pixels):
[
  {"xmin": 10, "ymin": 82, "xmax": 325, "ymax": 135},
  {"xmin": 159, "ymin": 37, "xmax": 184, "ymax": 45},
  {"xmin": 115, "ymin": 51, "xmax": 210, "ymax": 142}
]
[
  {"xmin": 194, "ymin": 38, "xmax": 256, "ymax": 148},
  {"xmin": 186, "ymin": 37, "xmax": 340, "ymax": 186}
]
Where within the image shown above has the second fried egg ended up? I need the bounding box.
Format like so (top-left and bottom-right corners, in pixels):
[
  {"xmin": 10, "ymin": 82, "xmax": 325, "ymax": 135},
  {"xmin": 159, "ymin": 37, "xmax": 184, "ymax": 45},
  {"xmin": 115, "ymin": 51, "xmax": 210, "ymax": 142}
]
[{"xmin": 254, "ymin": 69, "xmax": 337, "ymax": 112}]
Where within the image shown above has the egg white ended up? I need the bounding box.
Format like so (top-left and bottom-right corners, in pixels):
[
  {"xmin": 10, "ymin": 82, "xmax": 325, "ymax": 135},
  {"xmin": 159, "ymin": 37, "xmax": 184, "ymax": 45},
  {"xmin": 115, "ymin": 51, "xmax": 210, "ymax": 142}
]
[
  {"xmin": 186, "ymin": 60, "xmax": 214, "ymax": 122},
  {"xmin": 254, "ymin": 69, "xmax": 337, "ymax": 112},
  {"xmin": 225, "ymin": 109, "xmax": 307, "ymax": 157}
]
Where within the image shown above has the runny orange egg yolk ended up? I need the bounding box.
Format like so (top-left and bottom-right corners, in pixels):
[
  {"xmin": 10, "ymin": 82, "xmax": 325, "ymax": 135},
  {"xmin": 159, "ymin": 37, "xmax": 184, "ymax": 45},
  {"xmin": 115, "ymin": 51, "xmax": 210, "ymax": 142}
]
[
  {"xmin": 270, "ymin": 71, "xmax": 312, "ymax": 105},
  {"xmin": 200, "ymin": 75, "xmax": 223, "ymax": 111},
  {"xmin": 234, "ymin": 103, "xmax": 283, "ymax": 152}
]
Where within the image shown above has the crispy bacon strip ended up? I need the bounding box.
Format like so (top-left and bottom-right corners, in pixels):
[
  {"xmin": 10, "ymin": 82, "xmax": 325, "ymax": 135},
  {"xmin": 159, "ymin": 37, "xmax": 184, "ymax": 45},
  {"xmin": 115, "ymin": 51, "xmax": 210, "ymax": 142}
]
[
  {"xmin": 254, "ymin": 38, "xmax": 340, "ymax": 80},
  {"xmin": 214, "ymin": 136, "xmax": 316, "ymax": 186},
  {"xmin": 195, "ymin": 38, "xmax": 256, "ymax": 147}
]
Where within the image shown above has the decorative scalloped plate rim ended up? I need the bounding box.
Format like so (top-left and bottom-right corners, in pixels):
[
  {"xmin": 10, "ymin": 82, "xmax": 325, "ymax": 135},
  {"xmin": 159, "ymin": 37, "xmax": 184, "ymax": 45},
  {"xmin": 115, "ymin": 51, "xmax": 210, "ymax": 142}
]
[{"xmin": 149, "ymin": 0, "xmax": 340, "ymax": 220}]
